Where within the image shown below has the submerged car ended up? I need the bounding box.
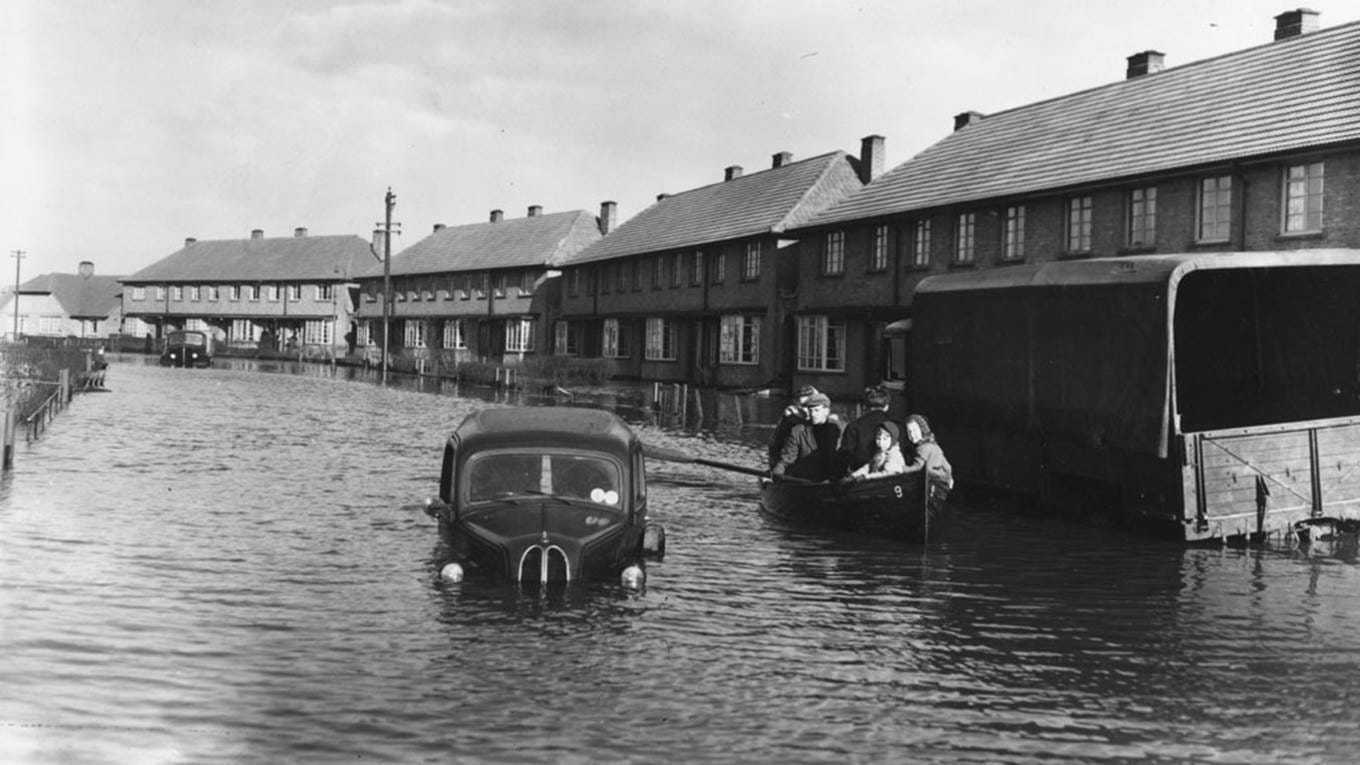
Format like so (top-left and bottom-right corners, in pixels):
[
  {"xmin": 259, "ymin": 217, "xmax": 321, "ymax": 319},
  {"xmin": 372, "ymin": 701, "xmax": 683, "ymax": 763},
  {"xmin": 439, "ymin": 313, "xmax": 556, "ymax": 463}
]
[
  {"xmin": 160, "ymin": 330, "xmax": 213, "ymax": 368},
  {"xmin": 425, "ymin": 407, "xmax": 665, "ymax": 587}
]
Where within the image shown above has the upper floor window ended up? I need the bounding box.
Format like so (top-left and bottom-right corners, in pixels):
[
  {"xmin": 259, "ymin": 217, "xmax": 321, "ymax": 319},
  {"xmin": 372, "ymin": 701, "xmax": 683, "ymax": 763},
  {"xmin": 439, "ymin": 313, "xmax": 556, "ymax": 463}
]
[
  {"xmin": 245, "ymin": 285, "xmax": 259, "ymax": 301},
  {"xmin": 520, "ymin": 270, "xmax": 536, "ymax": 296},
  {"xmin": 1197, "ymin": 176, "xmax": 1233, "ymax": 243},
  {"xmin": 869, "ymin": 226, "xmax": 890, "ymax": 272},
  {"xmin": 631, "ymin": 260, "xmax": 643, "ymax": 292},
  {"xmin": 954, "ymin": 213, "xmax": 976, "ymax": 265},
  {"xmin": 155, "ymin": 286, "xmax": 166, "ymax": 301},
  {"xmin": 228, "ymin": 285, "xmax": 240, "ymax": 301},
  {"xmin": 691, "ymin": 251, "xmax": 704, "ymax": 286},
  {"xmin": 493, "ymin": 273, "xmax": 507, "ymax": 298},
  {"xmin": 1067, "ymin": 196, "xmax": 1093, "ymax": 253},
  {"xmin": 131, "ymin": 286, "xmax": 146, "ymax": 301},
  {"xmin": 671, "ymin": 253, "xmax": 684, "ymax": 288},
  {"xmin": 188, "ymin": 286, "xmax": 201, "ymax": 301},
  {"xmin": 1283, "ymin": 162, "xmax": 1324, "ymax": 234},
  {"xmin": 207, "ymin": 285, "xmax": 219, "ymax": 301},
  {"xmin": 288, "ymin": 284, "xmax": 302, "ymax": 301},
  {"xmin": 1003, "ymin": 206, "xmax": 1026, "ymax": 261},
  {"xmin": 171, "ymin": 286, "xmax": 183, "ymax": 301},
  {"xmin": 1128, "ymin": 187, "xmax": 1157, "ymax": 248},
  {"xmin": 652, "ymin": 256, "xmax": 663, "ymax": 289},
  {"xmin": 710, "ymin": 252, "xmax": 726, "ymax": 285},
  {"xmin": 912, "ymin": 220, "xmax": 931, "ymax": 268},
  {"xmin": 474, "ymin": 272, "xmax": 488, "ymax": 299},
  {"xmin": 568, "ymin": 268, "xmax": 580, "ymax": 298},
  {"xmin": 743, "ymin": 241, "xmax": 761, "ymax": 281},
  {"xmin": 615, "ymin": 262, "xmax": 627, "ymax": 293},
  {"xmin": 317, "ymin": 284, "xmax": 334, "ymax": 301},
  {"xmin": 822, "ymin": 231, "xmax": 845, "ymax": 276}
]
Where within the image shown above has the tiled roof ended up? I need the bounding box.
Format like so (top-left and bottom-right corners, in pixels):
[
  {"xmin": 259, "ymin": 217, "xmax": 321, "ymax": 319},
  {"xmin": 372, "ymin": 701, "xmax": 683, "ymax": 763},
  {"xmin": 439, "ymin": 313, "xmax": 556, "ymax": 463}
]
[
  {"xmin": 122, "ymin": 234, "xmax": 375, "ymax": 283},
  {"xmin": 803, "ymin": 19, "xmax": 1360, "ymax": 228},
  {"xmin": 19, "ymin": 272, "xmax": 123, "ymax": 318},
  {"xmin": 367, "ymin": 210, "xmax": 603, "ymax": 278},
  {"xmin": 566, "ymin": 152, "xmax": 864, "ymax": 264}
]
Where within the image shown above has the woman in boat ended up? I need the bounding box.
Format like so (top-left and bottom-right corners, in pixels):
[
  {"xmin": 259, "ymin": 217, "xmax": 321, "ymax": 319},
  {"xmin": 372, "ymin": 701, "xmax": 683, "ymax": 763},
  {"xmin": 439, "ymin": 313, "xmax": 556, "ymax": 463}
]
[
  {"xmin": 848, "ymin": 421, "xmax": 908, "ymax": 481},
  {"xmin": 904, "ymin": 414, "xmax": 953, "ymax": 489},
  {"xmin": 773, "ymin": 393, "xmax": 844, "ymax": 482}
]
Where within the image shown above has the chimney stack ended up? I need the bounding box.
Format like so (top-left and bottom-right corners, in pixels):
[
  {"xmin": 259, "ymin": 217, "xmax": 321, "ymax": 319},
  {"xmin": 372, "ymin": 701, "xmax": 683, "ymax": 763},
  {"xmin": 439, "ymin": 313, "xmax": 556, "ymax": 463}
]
[
  {"xmin": 599, "ymin": 201, "xmax": 618, "ymax": 235},
  {"xmin": 433, "ymin": 223, "xmax": 446, "ymax": 232},
  {"xmin": 78, "ymin": 261, "xmax": 94, "ymax": 278},
  {"xmin": 251, "ymin": 229, "xmax": 264, "ymax": 240},
  {"xmin": 490, "ymin": 209, "xmax": 504, "ymax": 223},
  {"xmin": 656, "ymin": 193, "xmax": 670, "ymax": 202},
  {"xmin": 859, "ymin": 135, "xmax": 885, "ymax": 184},
  {"xmin": 372, "ymin": 228, "xmax": 386, "ymax": 254},
  {"xmin": 1275, "ymin": 8, "xmax": 1319, "ymax": 40},
  {"xmin": 953, "ymin": 111, "xmax": 984, "ymax": 131},
  {"xmin": 294, "ymin": 227, "xmax": 308, "ymax": 238},
  {"xmin": 1126, "ymin": 50, "xmax": 1165, "ymax": 78},
  {"xmin": 724, "ymin": 165, "xmax": 743, "ymax": 181},
  {"xmin": 772, "ymin": 151, "xmax": 793, "ymax": 168},
  {"xmin": 184, "ymin": 237, "xmax": 197, "ymax": 247},
  {"xmin": 528, "ymin": 205, "xmax": 542, "ymax": 217}
]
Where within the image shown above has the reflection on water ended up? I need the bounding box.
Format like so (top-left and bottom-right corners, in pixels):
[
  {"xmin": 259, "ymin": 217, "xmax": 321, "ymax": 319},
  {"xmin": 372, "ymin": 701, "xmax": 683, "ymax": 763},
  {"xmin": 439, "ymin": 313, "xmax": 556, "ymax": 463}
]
[{"xmin": 1, "ymin": 357, "xmax": 1358, "ymax": 763}]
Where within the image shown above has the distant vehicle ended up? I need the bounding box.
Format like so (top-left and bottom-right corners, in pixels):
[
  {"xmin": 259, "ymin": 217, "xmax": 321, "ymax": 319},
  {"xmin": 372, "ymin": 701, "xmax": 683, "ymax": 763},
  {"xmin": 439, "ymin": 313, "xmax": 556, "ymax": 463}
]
[
  {"xmin": 424, "ymin": 407, "xmax": 665, "ymax": 587},
  {"xmin": 160, "ymin": 330, "xmax": 213, "ymax": 368}
]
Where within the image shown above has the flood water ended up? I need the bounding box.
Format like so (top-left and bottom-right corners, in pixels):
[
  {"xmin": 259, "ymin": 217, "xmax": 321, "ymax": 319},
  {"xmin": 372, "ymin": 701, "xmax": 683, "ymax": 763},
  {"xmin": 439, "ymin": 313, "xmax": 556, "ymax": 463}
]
[{"xmin": 2, "ymin": 357, "xmax": 1359, "ymax": 764}]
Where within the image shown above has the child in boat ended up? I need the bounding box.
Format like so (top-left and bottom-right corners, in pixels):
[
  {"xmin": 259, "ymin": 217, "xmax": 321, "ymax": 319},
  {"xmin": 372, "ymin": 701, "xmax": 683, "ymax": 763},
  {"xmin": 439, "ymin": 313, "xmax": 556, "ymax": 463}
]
[
  {"xmin": 848, "ymin": 421, "xmax": 908, "ymax": 481},
  {"xmin": 904, "ymin": 414, "xmax": 954, "ymax": 489}
]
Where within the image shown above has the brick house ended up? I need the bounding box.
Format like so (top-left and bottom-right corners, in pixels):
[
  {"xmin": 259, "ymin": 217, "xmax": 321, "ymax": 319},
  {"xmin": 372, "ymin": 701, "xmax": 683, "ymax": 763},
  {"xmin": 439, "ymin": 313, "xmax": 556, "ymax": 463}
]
[
  {"xmin": 121, "ymin": 228, "xmax": 373, "ymax": 358},
  {"xmin": 556, "ymin": 139, "xmax": 882, "ymax": 389},
  {"xmin": 353, "ymin": 206, "xmax": 606, "ymax": 369},
  {"xmin": 787, "ymin": 8, "xmax": 1360, "ymax": 400},
  {"xmin": 1, "ymin": 261, "xmax": 122, "ymax": 341}
]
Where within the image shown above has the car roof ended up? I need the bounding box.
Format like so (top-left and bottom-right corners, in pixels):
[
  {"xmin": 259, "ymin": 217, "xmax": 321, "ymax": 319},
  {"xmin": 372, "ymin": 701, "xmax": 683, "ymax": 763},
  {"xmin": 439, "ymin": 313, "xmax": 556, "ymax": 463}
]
[{"xmin": 453, "ymin": 407, "xmax": 637, "ymax": 457}]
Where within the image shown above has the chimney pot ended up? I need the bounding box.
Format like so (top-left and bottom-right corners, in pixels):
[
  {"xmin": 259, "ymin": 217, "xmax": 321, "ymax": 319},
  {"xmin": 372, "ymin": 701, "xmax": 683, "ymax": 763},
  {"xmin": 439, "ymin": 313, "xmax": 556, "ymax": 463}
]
[
  {"xmin": 490, "ymin": 209, "xmax": 504, "ymax": 223},
  {"xmin": 433, "ymin": 223, "xmax": 446, "ymax": 232},
  {"xmin": 953, "ymin": 112, "xmax": 984, "ymax": 131},
  {"xmin": 372, "ymin": 228, "xmax": 386, "ymax": 253},
  {"xmin": 294, "ymin": 227, "xmax": 308, "ymax": 238},
  {"xmin": 1126, "ymin": 50, "xmax": 1166, "ymax": 78},
  {"xmin": 858, "ymin": 135, "xmax": 885, "ymax": 184},
  {"xmin": 656, "ymin": 193, "xmax": 670, "ymax": 202},
  {"xmin": 599, "ymin": 201, "xmax": 618, "ymax": 235},
  {"xmin": 1275, "ymin": 8, "xmax": 1320, "ymax": 40},
  {"xmin": 724, "ymin": 165, "xmax": 743, "ymax": 181},
  {"xmin": 772, "ymin": 151, "xmax": 793, "ymax": 168},
  {"xmin": 528, "ymin": 205, "xmax": 542, "ymax": 217},
  {"xmin": 184, "ymin": 237, "xmax": 197, "ymax": 247},
  {"xmin": 251, "ymin": 229, "xmax": 264, "ymax": 240}
]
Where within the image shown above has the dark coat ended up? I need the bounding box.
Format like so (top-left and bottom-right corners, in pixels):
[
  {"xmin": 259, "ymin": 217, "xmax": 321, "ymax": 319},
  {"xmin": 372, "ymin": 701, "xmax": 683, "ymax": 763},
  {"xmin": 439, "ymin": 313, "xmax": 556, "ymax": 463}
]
[
  {"xmin": 839, "ymin": 409, "xmax": 896, "ymax": 473},
  {"xmin": 774, "ymin": 419, "xmax": 845, "ymax": 482}
]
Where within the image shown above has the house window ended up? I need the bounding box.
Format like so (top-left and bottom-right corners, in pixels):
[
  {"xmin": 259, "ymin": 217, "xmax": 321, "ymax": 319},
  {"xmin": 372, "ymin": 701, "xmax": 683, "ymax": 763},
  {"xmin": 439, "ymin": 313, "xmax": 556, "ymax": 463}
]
[
  {"xmin": 288, "ymin": 284, "xmax": 302, "ymax": 301},
  {"xmin": 600, "ymin": 265, "xmax": 612, "ymax": 295},
  {"xmin": 228, "ymin": 285, "xmax": 240, "ymax": 301},
  {"xmin": 1067, "ymin": 196, "xmax": 1093, "ymax": 252},
  {"xmin": 474, "ymin": 273, "xmax": 488, "ymax": 299},
  {"xmin": 207, "ymin": 285, "xmax": 220, "ymax": 301},
  {"xmin": 1003, "ymin": 206, "xmax": 1026, "ymax": 261},
  {"xmin": 1198, "ymin": 176, "xmax": 1233, "ymax": 242},
  {"xmin": 185, "ymin": 318, "xmax": 209, "ymax": 332},
  {"xmin": 603, "ymin": 318, "xmax": 631, "ymax": 359},
  {"xmin": 615, "ymin": 262, "xmax": 628, "ymax": 293},
  {"xmin": 245, "ymin": 285, "xmax": 259, "ymax": 302},
  {"xmin": 443, "ymin": 319, "xmax": 466, "ymax": 350},
  {"xmin": 671, "ymin": 253, "xmax": 683, "ymax": 288},
  {"xmin": 743, "ymin": 242, "xmax": 761, "ymax": 281},
  {"xmin": 822, "ymin": 231, "xmax": 845, "ymax": 275},
  {"xmin": 505, "ymin": 318, "xmax": 535, "ymax": 353},
  {"xmin": 631, "ymin": 260, "xmax": 643, "ymax": 292},
  {"xmin": 520, "ymin": 270, "xmax": 536, "ymax": 296},
  {"xmin": 567, "ymin": 269, "xmax": 580, "ymax": 298},
  {"xmin": 155, "ymin": 286, "xmax": 166, "ymax": 301},
  {"xmin": 132, "ymin": 286, "xmax": 146, "ymax": 301},
  {"xmin": 188, "ymin": 286, "xmax": 200, "ymax": 301},
  {"xmin": 171, "ymin": 286, "xmax": 183, "ymax": 301},
  {"xmin": 364, "ymin": 321, "xmax": 379, "ymax": 346},
  {"xmin": 493, "ymin": 273, "xmax": 507, "ymax": 298},
  {"xmin": 554, "ymin": 321, "xmax": 579, "ymax": 356},
  {"xmin": 719, "ymin": 315, "xmax": 761, "ymax": 365},
  {"xmin": 912, "ymin": 220, "xmax": 931, "ymax": 268},
  {"xmin": 644, "ymin": 317, "xmax": 677, "ymax": 361},
  {"xmin": 404, "ymin": 320, "xmax": 426, "ymax": 348},
  {"xmin": 303, "ymin": 319, "xmax": 332, "ymax": 345},
  {"xmin": 797, "ymin": 315, "xmax": 845, "ymax": 372},
  {"xmin": 1128, "ymin": 187, "xmax": 1157, "ymax": 248},
  {"xmin": 652, "ymin": 257, "xmax": 663, "ymax": 289},
  {"xmin": 954, "ymin": 213, "xmax": 976, "ymax": 265},
  {"xmin": 691, "ymin": 251, "xmax": 704, "ymax": 286},
  {"xmin": 869, "ymin": 226, "xmax": 889, "ymax": 272},
  {"xmin": 229, "ymin": 319, "xmax": 256, "ymax": 343},
  {"xmin": 38, "ymin": 316, "xmax": 61, "ymax": 334},
  {"xmin": 317, "ymin": 284, "xmax": 334, "ymax": 301},
  {"xmin": 1283, "ymin": 162, "xmax": 1324, "ymax": 234},
  {"xmin": 710, "ymin": 252, "xmax": 725, "ymax": 285}
]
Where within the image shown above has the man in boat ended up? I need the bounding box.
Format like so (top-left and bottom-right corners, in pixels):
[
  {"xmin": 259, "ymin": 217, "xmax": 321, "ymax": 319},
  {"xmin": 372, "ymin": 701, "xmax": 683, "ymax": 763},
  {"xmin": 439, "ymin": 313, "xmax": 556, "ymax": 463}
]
[
  {"xmin": 772, "ymin": 393, "xmax": 844, "ymax": 482},
  {"xmin": 767, "ymin": 384, "xmax": 820, "ymax": 469},
  {"xmin": 838, "ymin": 384, "xmax": 896, "ymax": 476}
]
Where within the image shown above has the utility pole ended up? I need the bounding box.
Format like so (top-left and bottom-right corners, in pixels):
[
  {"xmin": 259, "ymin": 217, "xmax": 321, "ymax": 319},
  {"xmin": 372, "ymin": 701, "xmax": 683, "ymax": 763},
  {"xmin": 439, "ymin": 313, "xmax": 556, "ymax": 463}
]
[
  {"xmin": 375, "ymin": 188, "xmax": 400, "ymax": 385},
  {"xmin": 10, "ymin": 250, "xmax": 24, "ymax": 341}
]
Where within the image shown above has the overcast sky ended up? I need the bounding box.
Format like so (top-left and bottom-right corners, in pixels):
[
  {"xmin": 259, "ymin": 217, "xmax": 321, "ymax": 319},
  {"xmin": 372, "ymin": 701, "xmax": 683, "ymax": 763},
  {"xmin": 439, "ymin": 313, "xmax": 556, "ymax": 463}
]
[{"xmin": 0, "ymin": 0, "xmax": 1333, "ymax": 281}]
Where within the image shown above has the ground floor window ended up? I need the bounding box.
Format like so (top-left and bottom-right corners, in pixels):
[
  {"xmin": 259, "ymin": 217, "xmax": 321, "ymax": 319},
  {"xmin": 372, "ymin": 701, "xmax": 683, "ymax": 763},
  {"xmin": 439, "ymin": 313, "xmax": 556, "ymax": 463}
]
[
  {"xmin": 304, "ymin": 319, "xmax": 333, "ymax": 346},
  {"xmin": 603, "ymin": 318, "xmax": 631, "ymax": 359},
  {"xmin": 797, "ymin": 315, "xmax": 845, "ymax": 372},
  {"xmin": 38, "ymin": 316, "xmax": 61, "ymax": 334},
  {"xmin": 505, "ymin": 318, "xmax": 535, "ymax": 353},
  {"xmin": 403, "ymin": 320, "xmax": 426, "ymax": 348},
  {"xmin": 185, "ymin": 318, "xmax": 209, "ymax": 332},
  {"xmin": 554, "ymin": 321, "xmax": 579, "ymax": 356},
  {"xmin": 229, "ymin": 319, "xmax": 258, "ymax": 343},
  {"xmin": 719, "ymin": 314, "xmax": 760, "ymax": 365},
  {"xmin": 645, "ymin": 317, "xmax": 677, "ymax": 361},
  {"xmin": 443, "ymin": 319, "xmax": 466, "ymax": 350}
]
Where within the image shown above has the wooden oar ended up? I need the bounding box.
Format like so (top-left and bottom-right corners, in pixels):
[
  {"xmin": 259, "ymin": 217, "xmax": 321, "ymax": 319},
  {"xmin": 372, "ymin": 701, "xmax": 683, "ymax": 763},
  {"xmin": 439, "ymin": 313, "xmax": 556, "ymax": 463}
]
[{"xmin": 643, "ymin": 443, "xmax": 769, "ymax": 478}]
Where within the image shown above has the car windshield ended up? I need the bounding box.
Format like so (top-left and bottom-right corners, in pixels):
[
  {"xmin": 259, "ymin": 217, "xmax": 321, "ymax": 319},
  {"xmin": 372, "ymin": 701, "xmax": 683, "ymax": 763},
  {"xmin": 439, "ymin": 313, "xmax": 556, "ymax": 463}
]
[
  {"xmin": 169, "ymin": 332, "xmax": 207, "ymax": 346},
  {"xmin": 466, "ymin": 451, "xmax": 623, "ymax": 507}
]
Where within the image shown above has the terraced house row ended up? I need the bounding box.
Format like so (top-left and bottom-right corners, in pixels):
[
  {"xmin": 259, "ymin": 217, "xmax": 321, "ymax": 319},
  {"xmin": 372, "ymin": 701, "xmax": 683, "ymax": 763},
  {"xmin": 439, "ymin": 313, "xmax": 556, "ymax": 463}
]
[{"xmin": 120, "ymin": 8, "xmax": 1360, "ymax": 400}]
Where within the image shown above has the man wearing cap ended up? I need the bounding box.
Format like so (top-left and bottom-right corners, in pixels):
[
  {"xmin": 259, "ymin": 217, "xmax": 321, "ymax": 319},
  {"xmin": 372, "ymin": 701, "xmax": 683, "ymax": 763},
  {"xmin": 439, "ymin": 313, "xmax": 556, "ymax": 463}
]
[
  {"xmin": 838, "ymin": 385, "xmax": 897, "ymax": 475},
  {"xmin": 767, "ymin": 385, "xmax": 819, "ymax": 469},
  {"xmin": 772, "ymin": 392, "xmax": 844, "ymax": 482}
]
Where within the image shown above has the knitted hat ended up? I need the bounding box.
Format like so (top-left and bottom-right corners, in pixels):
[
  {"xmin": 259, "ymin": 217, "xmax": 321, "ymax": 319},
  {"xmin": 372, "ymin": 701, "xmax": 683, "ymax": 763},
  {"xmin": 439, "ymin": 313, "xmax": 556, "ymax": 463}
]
[{"xmin": 804, "ymin": 392, "xmax": 831, "ymax": 408}]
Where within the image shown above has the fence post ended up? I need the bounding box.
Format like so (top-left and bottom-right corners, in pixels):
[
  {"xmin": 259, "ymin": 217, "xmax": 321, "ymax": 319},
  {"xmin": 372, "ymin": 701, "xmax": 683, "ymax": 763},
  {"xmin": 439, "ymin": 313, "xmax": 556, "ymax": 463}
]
[{"xmin": 2, "ymin": 408, "xmax": 12, "ymax": 471}]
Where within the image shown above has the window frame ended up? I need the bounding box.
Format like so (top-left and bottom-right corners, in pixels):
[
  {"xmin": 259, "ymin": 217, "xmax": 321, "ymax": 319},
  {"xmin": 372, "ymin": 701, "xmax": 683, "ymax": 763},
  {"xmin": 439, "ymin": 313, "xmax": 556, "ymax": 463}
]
[
  {"xmin": 1282, "ymin": 161, "xmax": 1324, "ymax": 235},
  {"xmin": 954, "ymin": 212, "xmax": 976, "ymax": 265},
  {"xmin": 742, "ymin": 241, "xmax": 761, "ymax": 281},
  {"xmin": 1196, "ymin": 175, "xmax": 1233, "ymax": 243},
  {"xmin": 796, "ymin": 315, "xmax": 846, "ymax": 372},
  {"xmin": 1127, "ymin": 187, "xmax": 1157, "ymax": 249},
  {"xmin": 869, "ymin": 225, "xmax": 890, "ymax": 272},
  {"xmin": 1002, "ymin": 206, "xmax": 1026, "ymax": 262},
  {"xmin": 1067, "ymin": 196, "xmax": 1093, "ymax": 253},
  {"xmin": 911, "ymin": 220, "xmax": 931, "ymax": 269},
  {"xmin": 719, "ymin": 314, "xmax": 761, "ymax": 365},
  {"xmin": 822, "ymin": 231, "xmax": 845, "ymax": 276},
  {"xmin": 644, "ymin": 317, "xmax": 677, "ymax": 361}
]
